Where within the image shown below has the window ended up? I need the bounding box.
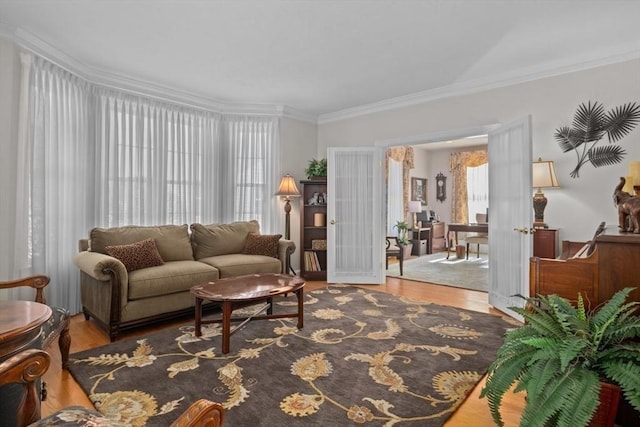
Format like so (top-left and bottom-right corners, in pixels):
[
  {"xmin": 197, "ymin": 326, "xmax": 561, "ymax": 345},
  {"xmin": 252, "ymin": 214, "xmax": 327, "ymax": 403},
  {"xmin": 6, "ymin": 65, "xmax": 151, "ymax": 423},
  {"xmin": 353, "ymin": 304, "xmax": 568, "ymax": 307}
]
[{"xmin": 466, "ymin": 163, "xmax": 489, "ymax": 220}]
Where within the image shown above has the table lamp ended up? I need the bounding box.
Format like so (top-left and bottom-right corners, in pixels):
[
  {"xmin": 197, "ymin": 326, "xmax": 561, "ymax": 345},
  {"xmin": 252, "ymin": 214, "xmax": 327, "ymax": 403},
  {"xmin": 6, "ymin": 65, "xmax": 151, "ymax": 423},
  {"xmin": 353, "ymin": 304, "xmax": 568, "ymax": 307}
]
[
  {"xmin": 409, "ymin": 200, "xmax": 422, "ymax": 228},
  {"xmin": 532, "ymin": 158, "xmax": 560, "ymax": 228}
]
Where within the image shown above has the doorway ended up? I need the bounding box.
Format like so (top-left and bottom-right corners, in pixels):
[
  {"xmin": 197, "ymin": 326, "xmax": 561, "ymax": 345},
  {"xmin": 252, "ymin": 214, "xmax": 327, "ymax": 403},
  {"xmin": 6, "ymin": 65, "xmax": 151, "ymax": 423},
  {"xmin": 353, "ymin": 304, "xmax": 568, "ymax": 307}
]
[{"xmin": 383, "ymin": 134, "xmax": 490, "ymax": 292}]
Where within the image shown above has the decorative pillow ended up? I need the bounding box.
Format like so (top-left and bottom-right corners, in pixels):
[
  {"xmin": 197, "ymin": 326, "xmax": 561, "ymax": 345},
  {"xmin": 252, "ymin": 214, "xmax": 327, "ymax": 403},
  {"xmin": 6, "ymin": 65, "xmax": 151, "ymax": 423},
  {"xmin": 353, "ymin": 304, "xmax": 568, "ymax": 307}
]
[
  {"xmin": 105, "ymin": 238, "xmax": 165, "ymax": 272},
  {"xmin": 242, "ymin": 233, "xmax": 282, "ymax": 258}
]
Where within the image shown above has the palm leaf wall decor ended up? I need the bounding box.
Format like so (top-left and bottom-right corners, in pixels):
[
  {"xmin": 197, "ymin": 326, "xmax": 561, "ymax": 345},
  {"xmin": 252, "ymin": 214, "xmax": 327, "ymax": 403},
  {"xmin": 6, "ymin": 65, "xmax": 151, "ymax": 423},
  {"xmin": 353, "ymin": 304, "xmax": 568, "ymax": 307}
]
[{"xmin": 554, "ymin": 101, "xmax": 640, "ymax": 178}]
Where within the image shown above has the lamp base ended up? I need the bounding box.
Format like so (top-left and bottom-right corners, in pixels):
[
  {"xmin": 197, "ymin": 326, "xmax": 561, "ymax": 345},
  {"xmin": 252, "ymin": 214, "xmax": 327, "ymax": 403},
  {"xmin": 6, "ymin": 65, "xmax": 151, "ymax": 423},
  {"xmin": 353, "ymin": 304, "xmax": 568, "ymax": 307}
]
[{"xmin": 533, "ymin": 190, "xmax": 548, "ymax": 228}]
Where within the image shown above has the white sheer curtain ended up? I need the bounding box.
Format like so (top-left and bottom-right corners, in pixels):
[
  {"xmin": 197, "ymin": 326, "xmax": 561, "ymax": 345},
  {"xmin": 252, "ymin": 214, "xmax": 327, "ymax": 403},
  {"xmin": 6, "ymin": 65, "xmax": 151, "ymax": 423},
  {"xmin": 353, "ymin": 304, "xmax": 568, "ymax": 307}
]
[
  {"xmin": 91, "ymin": 88, "xmax": 223, "ymax": 227},
  {"xmin": 6, "ymin": 54, "xmax": 90, "ymax": 309},
  {"xmin": 387, "ymin": 159, "xmax": 403, "ymax": 235},
  {"xmin": 222, "ymin": 116, "xmax": 281, "ymax": 233},
  {"xmin": 5, "ymin": 53, "xmax": 281, "ymax": 312},
  {"xmin": 466, "ymin": 162, "xmax": 489, "ymax": 220}
]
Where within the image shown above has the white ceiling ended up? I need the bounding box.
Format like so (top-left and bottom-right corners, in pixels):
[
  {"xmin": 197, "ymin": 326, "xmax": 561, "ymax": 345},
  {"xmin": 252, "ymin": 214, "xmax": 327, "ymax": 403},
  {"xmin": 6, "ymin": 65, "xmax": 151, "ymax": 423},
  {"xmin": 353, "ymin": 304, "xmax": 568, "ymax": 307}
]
[{"xmin": 1, "ymin": 0, "xmax": 640, "ymax": 121}]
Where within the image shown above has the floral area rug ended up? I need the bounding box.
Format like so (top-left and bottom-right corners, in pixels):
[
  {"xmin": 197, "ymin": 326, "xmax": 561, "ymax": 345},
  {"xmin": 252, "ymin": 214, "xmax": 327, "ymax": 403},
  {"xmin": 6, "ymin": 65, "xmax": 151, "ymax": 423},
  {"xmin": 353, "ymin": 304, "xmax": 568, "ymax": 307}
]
[{"xmin": 68, "ymin": 284, "xmax": 515, "ymax": 426}]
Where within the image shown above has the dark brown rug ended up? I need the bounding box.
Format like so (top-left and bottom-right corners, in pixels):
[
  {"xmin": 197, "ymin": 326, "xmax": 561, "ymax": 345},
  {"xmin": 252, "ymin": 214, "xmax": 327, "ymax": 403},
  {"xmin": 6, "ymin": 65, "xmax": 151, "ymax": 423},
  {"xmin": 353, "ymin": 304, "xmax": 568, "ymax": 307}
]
[{"xmin": 68, "ymin": 284, "xmax": 516, "ymax": 426}]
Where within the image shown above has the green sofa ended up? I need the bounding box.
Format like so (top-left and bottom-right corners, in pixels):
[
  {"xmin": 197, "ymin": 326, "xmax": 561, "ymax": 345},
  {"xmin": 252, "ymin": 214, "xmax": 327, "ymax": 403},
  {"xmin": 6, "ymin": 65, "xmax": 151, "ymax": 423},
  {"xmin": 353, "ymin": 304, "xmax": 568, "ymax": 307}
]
[{"xmin": 73, "ymin": 220, "xmax": 295, "ymax": 341}]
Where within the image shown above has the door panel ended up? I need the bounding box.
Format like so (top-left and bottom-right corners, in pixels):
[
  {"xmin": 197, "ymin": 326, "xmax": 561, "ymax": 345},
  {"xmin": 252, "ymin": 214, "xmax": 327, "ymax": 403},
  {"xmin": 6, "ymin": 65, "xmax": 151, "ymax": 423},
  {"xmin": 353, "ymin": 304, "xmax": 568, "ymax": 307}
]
[
  {"xmin": 488, "ymin": 116, "xmax": 533, "ymax": 318},
  {"xmin": 327, "ymin": 147, "xmax": 384, "ymax": 284}
]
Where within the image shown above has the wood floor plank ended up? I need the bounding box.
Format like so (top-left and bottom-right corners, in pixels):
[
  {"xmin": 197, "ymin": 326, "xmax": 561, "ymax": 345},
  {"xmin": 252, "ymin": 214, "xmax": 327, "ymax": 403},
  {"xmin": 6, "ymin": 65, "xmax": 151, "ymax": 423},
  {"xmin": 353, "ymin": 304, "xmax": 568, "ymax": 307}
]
[{"xmin": 41, "ymin": 276, "xmax": 525, "ymax": 426}]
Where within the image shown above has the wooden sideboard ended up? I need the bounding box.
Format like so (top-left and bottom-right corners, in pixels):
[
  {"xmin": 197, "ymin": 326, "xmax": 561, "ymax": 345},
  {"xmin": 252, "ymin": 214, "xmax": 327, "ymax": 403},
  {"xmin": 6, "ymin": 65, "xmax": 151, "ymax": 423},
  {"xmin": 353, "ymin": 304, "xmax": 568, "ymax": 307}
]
[{"xmin": 530, "ymin": 230, "xmax": 640, "ymax": 308}]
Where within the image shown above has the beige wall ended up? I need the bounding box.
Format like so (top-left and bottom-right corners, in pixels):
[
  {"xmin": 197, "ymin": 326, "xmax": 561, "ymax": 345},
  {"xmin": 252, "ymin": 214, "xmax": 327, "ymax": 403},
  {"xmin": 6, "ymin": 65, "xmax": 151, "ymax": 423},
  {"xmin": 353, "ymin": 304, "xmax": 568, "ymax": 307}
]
[
  {"xmin": 280, "ymin": 117, "xmax": 317, "ymax": 271},
  {"xmin": 318, "ymin": 59, "xmax": 640, "ymax": 241}
]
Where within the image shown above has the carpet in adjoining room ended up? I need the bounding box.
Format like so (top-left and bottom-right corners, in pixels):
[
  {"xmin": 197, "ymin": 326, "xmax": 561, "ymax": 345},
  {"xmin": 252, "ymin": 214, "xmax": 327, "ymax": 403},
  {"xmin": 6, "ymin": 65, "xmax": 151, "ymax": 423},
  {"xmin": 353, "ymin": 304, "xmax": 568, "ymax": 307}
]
[
  {"xmin": 69, "ymin": 284, "xmax": 513, "ymax": 426},
  {"xmin": 386, "ymin": 252, "xmax": 488, "ymax": 292}
]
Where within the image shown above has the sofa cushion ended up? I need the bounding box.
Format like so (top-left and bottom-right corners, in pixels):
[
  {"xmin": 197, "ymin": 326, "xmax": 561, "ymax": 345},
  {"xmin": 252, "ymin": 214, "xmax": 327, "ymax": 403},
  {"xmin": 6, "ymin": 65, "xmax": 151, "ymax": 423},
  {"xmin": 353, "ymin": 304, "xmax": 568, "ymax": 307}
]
[
  {"xmin": 242, "ymin": 233, "xmax": 282, "ymax": 258},
  {"xmin": 198, "ymin": 254, "xmax": 281, "ymax": 278},
  {"xmin": 105, "ymin": 238, "xmax": 164, "ymax": 272},
  {"xmin": 127, "ymin": 260, "xmax": 220, "ymax": 300},
  {"xmin": 90, "ymin": 224, "xmax": 193, "ymax": 261},
  {"xmin": 191, "ymin": 221, "xmax": 260, "ymax": 259}
]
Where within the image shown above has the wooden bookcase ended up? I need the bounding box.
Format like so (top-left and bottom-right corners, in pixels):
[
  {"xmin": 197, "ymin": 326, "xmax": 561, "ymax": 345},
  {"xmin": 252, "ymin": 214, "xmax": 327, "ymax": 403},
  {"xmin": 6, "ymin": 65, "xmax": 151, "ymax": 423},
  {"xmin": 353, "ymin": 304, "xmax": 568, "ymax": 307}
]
[{"xmin": 299, "ymin": 179, "xmax": 327, "ymax": 280}]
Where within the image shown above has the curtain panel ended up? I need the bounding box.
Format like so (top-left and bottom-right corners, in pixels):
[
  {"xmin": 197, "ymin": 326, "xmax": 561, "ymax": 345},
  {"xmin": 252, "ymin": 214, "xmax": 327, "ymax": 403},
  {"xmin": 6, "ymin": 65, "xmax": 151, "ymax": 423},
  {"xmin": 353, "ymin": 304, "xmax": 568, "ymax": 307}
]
[
  {"xmin": 3, "ymin": 53, "xmax": 281, "ymax": 312},
  {"xmin": 385, "ymin": 146, "xmax": 414, "ymax": 221},
  {"xmin": 449, "ymin": 149, "xmax": 488, "ymax": 224}
]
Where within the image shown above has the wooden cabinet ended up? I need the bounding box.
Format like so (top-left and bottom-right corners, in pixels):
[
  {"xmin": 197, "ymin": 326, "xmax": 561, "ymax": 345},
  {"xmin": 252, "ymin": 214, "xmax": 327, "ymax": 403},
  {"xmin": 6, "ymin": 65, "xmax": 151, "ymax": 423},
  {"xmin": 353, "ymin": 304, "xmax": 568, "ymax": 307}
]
[
  {"xmin": 299, "ymin": 179, "xmax": 327, "ymax": 280},
  {"xmin": 533, "ymin": 228, "xmax": 558, "ymax": 258}
]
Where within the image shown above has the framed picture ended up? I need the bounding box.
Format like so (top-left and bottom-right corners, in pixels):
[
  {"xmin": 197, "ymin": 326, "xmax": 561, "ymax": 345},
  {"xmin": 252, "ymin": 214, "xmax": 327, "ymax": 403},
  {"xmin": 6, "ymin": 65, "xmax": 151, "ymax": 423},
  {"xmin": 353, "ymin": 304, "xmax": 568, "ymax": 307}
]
[{"xmin": 411, "ymin": 177, "xmax": 427, "ymax": 204}]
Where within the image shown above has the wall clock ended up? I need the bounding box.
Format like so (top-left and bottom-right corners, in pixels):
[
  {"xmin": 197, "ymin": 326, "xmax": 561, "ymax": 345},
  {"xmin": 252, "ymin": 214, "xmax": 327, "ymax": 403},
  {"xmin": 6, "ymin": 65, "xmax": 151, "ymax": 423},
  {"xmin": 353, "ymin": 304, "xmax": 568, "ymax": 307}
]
[{"xmin": 436, "ymin": 172, "xmax": 446, "ymax": 203}]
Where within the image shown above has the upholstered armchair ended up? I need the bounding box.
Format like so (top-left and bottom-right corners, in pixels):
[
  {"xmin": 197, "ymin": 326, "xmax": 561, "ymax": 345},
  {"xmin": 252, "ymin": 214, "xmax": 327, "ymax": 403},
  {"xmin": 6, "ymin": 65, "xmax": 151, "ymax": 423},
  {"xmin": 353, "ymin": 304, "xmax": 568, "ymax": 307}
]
[
  {"xmin": 0, "ymin": 349, "xmax": 225, "ymax": 427},
  {"xmin": 0, "ymin": 275, "xmax": 70, "ymax": 369}
]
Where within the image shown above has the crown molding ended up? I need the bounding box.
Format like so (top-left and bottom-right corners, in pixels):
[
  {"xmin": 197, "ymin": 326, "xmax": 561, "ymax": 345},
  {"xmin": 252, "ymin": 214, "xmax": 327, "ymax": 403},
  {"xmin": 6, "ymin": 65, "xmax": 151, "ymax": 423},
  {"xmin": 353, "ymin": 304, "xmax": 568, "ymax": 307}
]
[
  {"xmin": 318, "ymin": 44, "xmax": 640, "ymax": 125},
  {"xmin": 2, "ymin": 24, "xmax": 316, "ymax": 122}
]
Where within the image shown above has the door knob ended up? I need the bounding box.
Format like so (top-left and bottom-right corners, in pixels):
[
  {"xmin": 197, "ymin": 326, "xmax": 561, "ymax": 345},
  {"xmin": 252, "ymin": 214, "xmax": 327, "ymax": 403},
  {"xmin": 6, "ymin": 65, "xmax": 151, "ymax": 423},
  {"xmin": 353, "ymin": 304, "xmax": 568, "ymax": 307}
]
[
  {"xmin": 330, "ymin": 220, "xmax": 336, "ymax": 225},
  {"xmin": 513, "ymin": 227, "xmax": 529, "ymax": 234}
]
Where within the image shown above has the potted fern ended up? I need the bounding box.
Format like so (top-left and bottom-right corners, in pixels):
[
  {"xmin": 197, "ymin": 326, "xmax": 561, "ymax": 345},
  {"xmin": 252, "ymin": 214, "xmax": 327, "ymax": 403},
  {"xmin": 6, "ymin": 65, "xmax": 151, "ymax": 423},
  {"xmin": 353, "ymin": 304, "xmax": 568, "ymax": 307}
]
[{"xmin": 480, "ymin": 288, "xmax": 640, "ymax": 427}]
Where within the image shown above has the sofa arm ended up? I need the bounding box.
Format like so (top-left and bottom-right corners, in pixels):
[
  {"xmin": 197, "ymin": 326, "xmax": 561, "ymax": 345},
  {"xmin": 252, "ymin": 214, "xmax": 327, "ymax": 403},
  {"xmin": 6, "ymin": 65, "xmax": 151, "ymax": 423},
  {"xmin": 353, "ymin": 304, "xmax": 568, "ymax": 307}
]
[
  {"xmin": 278, "ymin": 239, "xmax": 296, "ymax": 273},
  {"xmin": 73, "ymin": 251, "xmax": 128, "ymax": 283}
]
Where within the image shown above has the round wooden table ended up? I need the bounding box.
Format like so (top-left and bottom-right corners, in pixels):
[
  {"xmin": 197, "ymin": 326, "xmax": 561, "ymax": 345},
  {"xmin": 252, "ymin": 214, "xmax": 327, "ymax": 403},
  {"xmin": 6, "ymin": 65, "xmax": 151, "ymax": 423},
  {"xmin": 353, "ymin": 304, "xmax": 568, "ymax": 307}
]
[{"xmin": 0, "ymin": 300, "xmax": 52, "ymax": 359}]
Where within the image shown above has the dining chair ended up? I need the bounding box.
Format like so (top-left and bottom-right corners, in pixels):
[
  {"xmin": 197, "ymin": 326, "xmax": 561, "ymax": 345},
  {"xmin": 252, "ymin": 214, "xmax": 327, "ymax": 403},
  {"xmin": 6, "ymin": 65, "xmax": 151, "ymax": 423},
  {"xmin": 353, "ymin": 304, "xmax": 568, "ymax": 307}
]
[
  {"xmin": 385, "ymin": 236, "xmax": 404, "ymax": 275},
  {"xmin": 466, "ymin": 213, "xmax": 488, "ymax": 259}
]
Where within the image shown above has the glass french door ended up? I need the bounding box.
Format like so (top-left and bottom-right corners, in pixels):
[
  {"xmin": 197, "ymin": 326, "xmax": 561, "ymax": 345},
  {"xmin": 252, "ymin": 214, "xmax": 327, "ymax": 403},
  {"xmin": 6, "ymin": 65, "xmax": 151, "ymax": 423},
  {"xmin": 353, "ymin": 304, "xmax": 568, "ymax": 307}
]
[
  {"xmin": 327, "ymin": 147, "xmax": 385, "ymax": 284},
  {"xmin": 488, "ymin": 116, "xmax": 533, "ymax": 318}
]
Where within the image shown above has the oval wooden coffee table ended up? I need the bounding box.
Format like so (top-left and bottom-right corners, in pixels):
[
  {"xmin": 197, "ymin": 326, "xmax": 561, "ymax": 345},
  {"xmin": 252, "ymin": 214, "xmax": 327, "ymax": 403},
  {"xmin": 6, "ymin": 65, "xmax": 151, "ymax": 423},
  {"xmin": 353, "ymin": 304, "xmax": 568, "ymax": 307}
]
[{"xmin": 190, "ymin": 273, "xmax": 305, "ymax": 354}]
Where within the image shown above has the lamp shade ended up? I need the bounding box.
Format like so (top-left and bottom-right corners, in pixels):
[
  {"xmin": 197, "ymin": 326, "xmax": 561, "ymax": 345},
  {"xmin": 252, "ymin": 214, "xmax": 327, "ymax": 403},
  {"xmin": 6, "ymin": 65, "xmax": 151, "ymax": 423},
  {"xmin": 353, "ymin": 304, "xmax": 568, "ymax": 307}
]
[
  {"xmin": 275, "ymin": 174, "xmax": 301, "ymax": 197},
  {"xmin": 532, "ymin": 158, "xmax": 560, "ymax": 189},
  {"xmin": 409, "ymin": 200, "xmax": 422, "ymax": 213}
]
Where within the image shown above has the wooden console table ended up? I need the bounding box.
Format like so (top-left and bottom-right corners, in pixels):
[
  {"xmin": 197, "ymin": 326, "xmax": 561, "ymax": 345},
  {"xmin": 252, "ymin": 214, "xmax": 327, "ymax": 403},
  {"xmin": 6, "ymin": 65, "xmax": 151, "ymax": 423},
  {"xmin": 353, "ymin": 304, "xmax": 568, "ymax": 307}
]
[{"xmin": 446, "ymin": 223, "xmax": 489, "ymax": 258}]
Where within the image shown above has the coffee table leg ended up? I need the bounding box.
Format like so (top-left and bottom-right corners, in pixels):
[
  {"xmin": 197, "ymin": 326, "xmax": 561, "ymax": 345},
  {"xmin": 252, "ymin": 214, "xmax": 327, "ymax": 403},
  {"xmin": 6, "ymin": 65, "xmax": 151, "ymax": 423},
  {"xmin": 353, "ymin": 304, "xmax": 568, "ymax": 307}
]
[
  {"xmin": 267, "ymin": 297, "xmax": 273, "ymax": 315},
  {"xmin": 296, "ymin": 288, "xmax": 304, "ymax": 329},
  {"xmin": 222, "ymin": 301, "xmax": 232, "ymax": 354},
  {"xmin": 195, "ymin": 297, "xmax": 203, "ymax": 337}
]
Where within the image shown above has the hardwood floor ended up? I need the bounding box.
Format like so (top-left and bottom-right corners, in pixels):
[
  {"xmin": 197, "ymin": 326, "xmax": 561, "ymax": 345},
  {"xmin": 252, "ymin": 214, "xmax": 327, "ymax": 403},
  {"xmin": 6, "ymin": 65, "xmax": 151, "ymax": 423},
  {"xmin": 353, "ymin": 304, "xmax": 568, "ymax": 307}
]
[{"xmin": 41, "ymin": 277, "xmax": 525, "ymax": 426}]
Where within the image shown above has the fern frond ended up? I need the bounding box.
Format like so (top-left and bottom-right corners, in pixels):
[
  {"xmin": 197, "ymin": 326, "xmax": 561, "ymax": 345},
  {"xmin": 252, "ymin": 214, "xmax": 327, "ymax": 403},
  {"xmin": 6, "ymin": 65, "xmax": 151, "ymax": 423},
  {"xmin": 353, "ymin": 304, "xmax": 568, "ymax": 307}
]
[
  {"xmin": 520, "ymin": 370, "xmax": 575, "ymax": 427},
  {"xmin": 482, "ymin": 350, "xmax": 538, "ymax": 426},
  {"xmin": 600, "ymin": 360, "xmax": 640, "ymax": 411},
  {"xmin": 556, "ymin": 369, "xmax": 601, "ymax": 427},
  {"xmin": 592, "ymin": 288, "xmax": 635, "ymax": 328},
  {"xmin": 558, "ymin": 337, "xmax": 589, "ymax": 371},
  {"xmin": 577, "ymin": 293, "xmax": 587, "ymax": 321}
]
